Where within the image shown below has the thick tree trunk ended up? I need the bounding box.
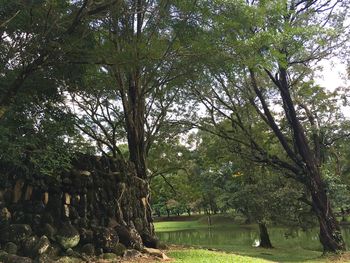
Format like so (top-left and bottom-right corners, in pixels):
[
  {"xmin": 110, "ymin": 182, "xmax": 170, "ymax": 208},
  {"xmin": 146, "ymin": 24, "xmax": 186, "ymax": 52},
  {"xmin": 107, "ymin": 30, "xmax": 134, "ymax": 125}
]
[
  {"xmin": 123, "ymin": 77, "xmax": 147, "ymax": 179},
  {"xmin": 258, "ymin": 222, "xmax": 273, "ymax": 249}
]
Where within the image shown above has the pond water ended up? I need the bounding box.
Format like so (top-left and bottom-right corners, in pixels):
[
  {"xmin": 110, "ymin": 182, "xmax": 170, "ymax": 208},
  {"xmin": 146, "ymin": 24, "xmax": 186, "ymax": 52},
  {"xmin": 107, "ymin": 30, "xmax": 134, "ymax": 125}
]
[{"xmin": 157, "ymin": 224, "xmax": 350, "ymax": 252}]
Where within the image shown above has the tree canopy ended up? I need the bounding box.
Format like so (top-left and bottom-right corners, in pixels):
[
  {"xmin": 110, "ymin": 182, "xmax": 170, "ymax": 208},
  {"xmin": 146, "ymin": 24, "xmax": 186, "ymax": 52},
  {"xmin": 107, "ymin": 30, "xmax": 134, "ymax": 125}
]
[{"xmin": 1, "ymin": 0, "xmax": 350, "ymax": 254}]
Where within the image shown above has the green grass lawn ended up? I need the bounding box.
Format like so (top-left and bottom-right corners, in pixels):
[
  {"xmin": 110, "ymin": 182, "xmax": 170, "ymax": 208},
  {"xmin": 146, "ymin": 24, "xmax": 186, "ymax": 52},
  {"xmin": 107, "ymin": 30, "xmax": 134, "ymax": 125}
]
[
  {"xmin": 166, "ymin": 248, "xmax": 350, "ymax": 263},
  {"xmin": 168, "ymin": 249, "xmax": 274, "ymax": 263},
  {"xmin": 154, "ymin": 215, "xmax": 350, "ymax": 263}
]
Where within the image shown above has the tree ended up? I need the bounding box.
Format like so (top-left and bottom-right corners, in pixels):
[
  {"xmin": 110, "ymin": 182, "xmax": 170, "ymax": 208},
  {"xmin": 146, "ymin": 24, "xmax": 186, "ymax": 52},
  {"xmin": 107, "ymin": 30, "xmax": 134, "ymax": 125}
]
[
  {"xmin": 70, "ymin": 0, "xmax": 198, "ymax": 180},
  {"xmin": 190, "ymin": 0, "xmax": 350, "ymax": 252},
  {"xmin": 0, "ymin": 0, "xmax": 119, "ymax": 119}
]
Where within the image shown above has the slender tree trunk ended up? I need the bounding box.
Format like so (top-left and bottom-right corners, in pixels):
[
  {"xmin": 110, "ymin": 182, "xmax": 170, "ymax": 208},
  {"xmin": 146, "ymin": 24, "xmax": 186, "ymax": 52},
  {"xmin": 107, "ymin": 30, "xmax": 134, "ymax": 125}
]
[
  {"xmin": 276, "ymin": 68, "xmax": 346, "ymax": 252},
  {"xmin": 308, "ymin": 175, "xmax": 345, "ymax": 252},
  {"xmin": 258, "ymin": 222, "xmax": 273, "ymax": 249},
  {"xmin": 206, "ymin": 209, "xmax": 212, "ymax": 226},
  {"xmin": 341, "ymin": 208, "xmax": 346, "ymax": 222},
  {"xmin": 166, "ymin": 209, "xmax": 170, "ymax": 218}
]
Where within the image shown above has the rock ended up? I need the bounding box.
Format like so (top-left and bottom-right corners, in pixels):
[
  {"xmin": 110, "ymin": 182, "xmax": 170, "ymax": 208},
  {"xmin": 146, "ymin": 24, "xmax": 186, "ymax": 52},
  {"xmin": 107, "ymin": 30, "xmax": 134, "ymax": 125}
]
[
  {"xmin": 42, "ymin": 224, "xmax": 56, "ymax": 240},
  {"xmin": 65, "ymin": 248, "xmax": 74, "ymax": 256},
  {"xmin": 111, "ymin": 243, "xmax": 126, "ymax": 256},
  {"xmin": 95, "ymin": 227, "xmax": 119, "ymax": 252},
  {"xmin": 45, "ymin": 244, "xmax": 62, "ymax": 258},
  {"xmin": 80, "ymin": 171, "xmax": 91, "ymax": 176},
  {"xmin": 81, "ymin": 243, "xmax": 95, "ymax": 256},
  {"xmin": 8, "ymin": 224, "xmax": 32, "ymax": 243},
  {"xmin": 79, "ymin": 228, "xmax": 93, "ymax": 244},
  {"xmin": 22, "ymin": 236, "xmax": 39, "ymax": 256},
  {"xmin": 0, "ymin": 228, "xmax": 10, "ymax": 243},
  {"xmin": 0, "ymin": 207, "xmax": 11, "ymax": 224},
  {"xmin": 56, "ymin": 223, "xmax": 80, "ymax": 249},
  {"xmin": 41, "ymin": 213, "xmax": 54, "ymax": 225},
  {"xmin": 34, "ymin": 235, "xmax": 50, "ymax": 255},
  {"xmin": 4, "ymin": 242, "xmax": 17, "ymax": 254},
  {"xmin": 0, "ymin": 250, "xmax": 8, "ymax": 261},
  {"xmin": 55, "ymin": 256, "xmax": 81, "ymax": 263},
  {"xmin": 12, "ymin": 211, "xmax": 26, "ymax": 223},
  {"xmin": 3, "ymin": 254, "xmax": 33, "ymax": 263},
  {"xmin": 102, "ymin": 253, "xmax": 118, "ymax": 260},
  {"xmin": 123, "ymin": 249, "xmax": 141, "ymax": 258},
  {"xmin": 35, "ymin": 254, "xmax": 56, "ymax": 263}
]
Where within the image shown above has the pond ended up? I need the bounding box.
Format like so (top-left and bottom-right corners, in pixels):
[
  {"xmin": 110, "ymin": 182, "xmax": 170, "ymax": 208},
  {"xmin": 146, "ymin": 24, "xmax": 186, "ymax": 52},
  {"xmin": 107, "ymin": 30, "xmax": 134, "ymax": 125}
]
[{"xmin": 156, "ymin": 224, "xmax": 350, "ymax": 252}]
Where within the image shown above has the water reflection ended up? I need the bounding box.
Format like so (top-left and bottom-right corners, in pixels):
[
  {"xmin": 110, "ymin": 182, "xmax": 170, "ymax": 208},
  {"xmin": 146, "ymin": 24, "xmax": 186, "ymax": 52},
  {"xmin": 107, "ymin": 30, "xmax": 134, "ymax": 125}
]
[{"xmin": 157, "ymin": 225, "xmax": 350, "ymax": 252}]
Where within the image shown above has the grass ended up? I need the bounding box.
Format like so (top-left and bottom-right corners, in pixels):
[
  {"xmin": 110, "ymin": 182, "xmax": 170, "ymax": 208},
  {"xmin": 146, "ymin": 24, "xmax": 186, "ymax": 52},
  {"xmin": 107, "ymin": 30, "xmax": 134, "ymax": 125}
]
[
  {"xmin": 155, "ymin": 214, "xmax": 237, "ymax": 232},
  {"xmin": 154, "ymin": 215, "xmax": 350, "ymax": 263},
  {"xmin": 166, "ymin": 248, "xmax": 350, "ymax": 263},
  {"xmin": 168, "ymin": 249, "xmax": 273, "ymax": 263}
]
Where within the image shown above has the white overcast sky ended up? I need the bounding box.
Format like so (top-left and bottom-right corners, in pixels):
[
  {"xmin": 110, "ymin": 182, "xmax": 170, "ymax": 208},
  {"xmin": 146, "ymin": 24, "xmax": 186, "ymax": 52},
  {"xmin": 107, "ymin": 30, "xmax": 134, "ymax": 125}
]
[{"xmin": 315, "ymin": 58, "xmax": 350, "ymax": 117}]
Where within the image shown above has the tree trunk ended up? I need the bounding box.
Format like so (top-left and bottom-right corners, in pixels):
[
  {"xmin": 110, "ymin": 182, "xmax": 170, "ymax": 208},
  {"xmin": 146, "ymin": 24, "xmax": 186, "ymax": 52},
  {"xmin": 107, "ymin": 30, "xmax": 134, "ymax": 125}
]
[
  {"xmin": 341, "ymin": 208, "xmax": 346, "ymax": 222},
  {"xmin": 276, "ymin": 68, "xmax": 346, "ymax": 252},
  {"xmin": 258, "ymin": 222, "xmax": 273, "ymax": 249},
  {"xmin": 206, "ymin": 210, "xmax": 212, "ymax": 226},
  {"xmin": 309, "ymin": 177, "xmax": 345, "ymax": 252},
  {"xmin": 166, "ymin": 209, "xmax": 170, "ymax": 218},
  {"xmin": 123, "ymin": 77, "xmax": 147, "ymax": 179}
]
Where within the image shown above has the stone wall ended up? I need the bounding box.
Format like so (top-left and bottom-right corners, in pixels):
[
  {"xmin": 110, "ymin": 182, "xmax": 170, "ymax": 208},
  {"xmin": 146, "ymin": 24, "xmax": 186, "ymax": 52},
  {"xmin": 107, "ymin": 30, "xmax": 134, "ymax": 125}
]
[{"xmin": 0, "ymin": 154, "xmax": 157, "ymax": 262}]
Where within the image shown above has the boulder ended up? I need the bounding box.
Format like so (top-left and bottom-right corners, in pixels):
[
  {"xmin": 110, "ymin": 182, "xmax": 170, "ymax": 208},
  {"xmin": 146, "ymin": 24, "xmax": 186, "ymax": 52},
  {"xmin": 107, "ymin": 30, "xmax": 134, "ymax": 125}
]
[
  {"xmin": 80, "ymin": 243, "xmax": 95, "ymax": 256},
  {"xmin": 3, "ymin": 242, "xmax": 17, "ymax": 254},
  {"xmin": 0, "ymin": 250, "xmax": 8, "ymax": 261},
  {"xmin": 42, "ymin": 224, "xmax": 56, "ymax": 241},
  {"xmin": 22, "ymin": 236, "xmax": 39, "ymax": 257},
  {"xmin": 35, "ymin": 254, "xmax": 56, "ymax": 263},
  {"xmin": 3, "ymin": 254, "xmax": 33, "ymax": 263},
  {"xmin": 79, "ymin": 228, "xmax": 93, "ymax": 244},
  {"xmin": 55, "ymin": 256, "xmax": 81, "ymax": 263},
  {"xmin": 56, "ymin": 223, "xmax": 80, "ymax": 249},
  {"xmin": 45, "ymin": 244, "xmax": 62, "ymax": 258},
  {"xmin": 8, "ymin": 224, "xmax": 32, "ymax": 243},
  {"xmin": 0, "ymin": 207, "xmax": 11, "ymax": 225},
  {"xmin": 34, "ymin": 235, "xmax": 50, "ymax": 255},
  {"xmin": 101, "ymin": 253, "xmax": 118, "ymax": 260}
]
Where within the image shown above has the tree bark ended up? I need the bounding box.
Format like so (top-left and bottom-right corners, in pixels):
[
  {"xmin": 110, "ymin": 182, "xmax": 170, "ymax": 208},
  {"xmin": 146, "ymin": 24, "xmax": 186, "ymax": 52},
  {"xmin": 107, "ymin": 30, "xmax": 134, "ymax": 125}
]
[
  {"xmin": 258, "ymin": 222, "xmax": 273, "ymax": 249},
  {"xmin": 122, "ymin": 75, "xmax": 147, "ymax": 179},
  {"xmin": 270, "ymin": 67, "xmax": 346, "ymax": 252},
  {"xmin": 309, "ymin": 176, "xmax": 345, "ymax": 252}
]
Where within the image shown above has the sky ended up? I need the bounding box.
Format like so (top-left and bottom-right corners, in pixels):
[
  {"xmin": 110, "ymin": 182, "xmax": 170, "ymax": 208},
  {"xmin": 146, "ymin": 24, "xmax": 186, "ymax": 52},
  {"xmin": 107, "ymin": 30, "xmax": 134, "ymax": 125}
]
[{"xmin": 315, "ymin": 58, "xmax": 350, "ymax": 117}]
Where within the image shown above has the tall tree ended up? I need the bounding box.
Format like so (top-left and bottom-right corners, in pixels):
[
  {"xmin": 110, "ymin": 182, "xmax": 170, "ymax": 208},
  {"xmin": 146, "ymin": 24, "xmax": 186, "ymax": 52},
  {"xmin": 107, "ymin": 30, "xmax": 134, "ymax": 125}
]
[
  {"xmin": 190, "ymin": 0, "xmax": 350, "ymax": 252},
  {"xmin": 69, "ymin": 0, "xmax": 198, "ymax": 178}
]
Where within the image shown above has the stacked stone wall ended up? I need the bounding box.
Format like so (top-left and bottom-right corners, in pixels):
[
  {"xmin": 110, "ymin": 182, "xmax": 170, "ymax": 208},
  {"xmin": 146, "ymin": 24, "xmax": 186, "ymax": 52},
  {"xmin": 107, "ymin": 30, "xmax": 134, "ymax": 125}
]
[{"xmin": 0, "ymin": 154, "xmax": 157, "ymax": 262}]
